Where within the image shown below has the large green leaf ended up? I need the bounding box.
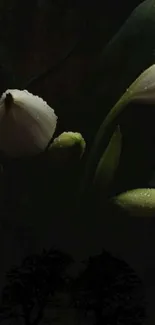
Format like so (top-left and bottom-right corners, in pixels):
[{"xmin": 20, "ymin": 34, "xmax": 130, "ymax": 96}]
[
  {"xmin": 82, "ymin": 62, "xmax": 155, "ymax": 195},
  {"xmin": 112, "ymin": 188, "xmax": 155, "ymax": 217},
  {"xmin": 93, "ymin": 126, "xmax": 122, "ymax": 192},
  {"xmin": 81, "ymin": 0, "xmax": 155, "ymax": 194}
]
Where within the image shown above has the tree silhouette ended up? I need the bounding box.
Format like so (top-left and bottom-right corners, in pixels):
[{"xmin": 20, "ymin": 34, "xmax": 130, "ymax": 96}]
[
  {"xmin": 70, "ymin": 249, "xmax": 145, "ymax": 325},
  {"xmin": 0, "ymin": 248, "xmax": 73, "ymax": 325}
]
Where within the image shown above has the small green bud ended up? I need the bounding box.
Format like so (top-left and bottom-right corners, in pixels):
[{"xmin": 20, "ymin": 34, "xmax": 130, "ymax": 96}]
[
  {"xmin": 48, "ymin": 132, "xmax": 86, "ymax": 164},
  {"xmin": 52, "ymin": 132, "xmax": 85, "ymax": 153}
]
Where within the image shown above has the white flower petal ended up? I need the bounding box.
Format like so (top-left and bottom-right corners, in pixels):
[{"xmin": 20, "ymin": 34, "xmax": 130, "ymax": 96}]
[{"xmin": 0, "ymin": 89, "xmax": 57, "ymax": 157}]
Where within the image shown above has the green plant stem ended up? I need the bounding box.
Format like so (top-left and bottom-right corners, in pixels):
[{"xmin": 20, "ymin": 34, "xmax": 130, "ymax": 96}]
[{"xmin": 81, "ymin": 92, "xmax": 130, "ymax": 195}]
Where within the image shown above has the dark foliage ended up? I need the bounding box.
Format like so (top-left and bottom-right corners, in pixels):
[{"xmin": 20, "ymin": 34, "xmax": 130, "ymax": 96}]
[
  {"xmin": 69, "ymin": 249, "xmax": 145, "ymax": 325},
  {"xmin": 0, "ymin": 248, "xmax": 73, "ymax": 325},
  {"xmin": 0, "ymin": 247, "xmax": 145, "ymax": 325}
]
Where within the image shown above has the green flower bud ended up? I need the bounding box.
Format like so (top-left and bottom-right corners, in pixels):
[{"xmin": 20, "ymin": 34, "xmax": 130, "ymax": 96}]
[
  {"xmin": 49, "ymin": 131, "xmax": 86, "ymax": 162},
  {"xmin": 52, "ymin": 131, "xmax": 85, "ymax": 150}
]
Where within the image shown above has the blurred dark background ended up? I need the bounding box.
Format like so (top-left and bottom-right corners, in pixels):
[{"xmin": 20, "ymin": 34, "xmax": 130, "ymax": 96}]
[{"xmin": 0, "ymin": 1, "xmax": 151, "ymax": 324}]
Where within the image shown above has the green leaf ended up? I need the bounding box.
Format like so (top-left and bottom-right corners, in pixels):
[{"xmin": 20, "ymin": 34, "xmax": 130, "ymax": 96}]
[
  {"xmin": 81, "ymin": 0, "xmax": 155, "ymax": 194},
  {"xmin": 93, "ymin": 126, "xmax": 122, "ymax": 191},
  {"xmin": 82, "ymin": 63, "xmax": 155, "ymax": 195},
  {"xmin": 112, "ymin": 188, "xmax": 155, "ymax": 217}
]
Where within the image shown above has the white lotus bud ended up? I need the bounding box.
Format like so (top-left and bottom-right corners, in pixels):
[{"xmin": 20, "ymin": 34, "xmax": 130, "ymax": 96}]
[{"xmin": 0, "ymin": 89, "xmax": 57, "ymax": 157}]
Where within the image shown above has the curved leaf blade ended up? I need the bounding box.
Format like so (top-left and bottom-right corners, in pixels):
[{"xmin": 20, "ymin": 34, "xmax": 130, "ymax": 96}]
[{"xmin": 82, "ymin": 64, "xmax": 155, "ymax": 195}]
